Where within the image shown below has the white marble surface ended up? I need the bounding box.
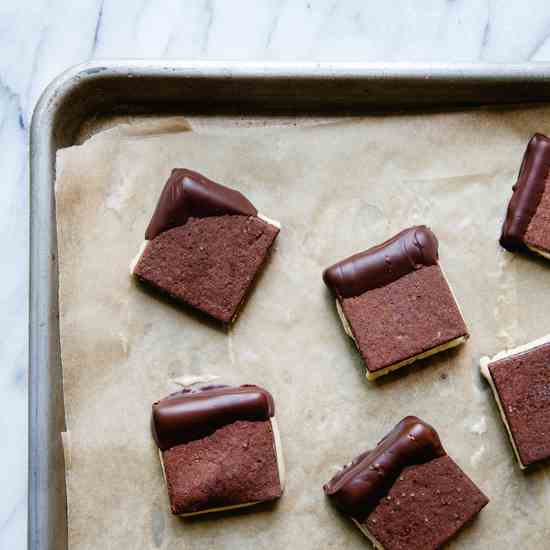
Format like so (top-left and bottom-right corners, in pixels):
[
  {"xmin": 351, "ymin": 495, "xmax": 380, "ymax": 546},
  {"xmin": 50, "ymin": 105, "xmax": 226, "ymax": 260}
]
[{"xmin": 4, "ymin": 0, "xmax": 550, "ymax": 547}]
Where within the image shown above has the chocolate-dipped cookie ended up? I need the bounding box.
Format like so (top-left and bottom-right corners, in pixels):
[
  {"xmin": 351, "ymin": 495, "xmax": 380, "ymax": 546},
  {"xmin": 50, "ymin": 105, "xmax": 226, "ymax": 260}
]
[
  {"xmin": 481, "ymin": 335, "xmax": 550, "ymax": 469},
  {"xmin": 323, "ymin": 226, "xmax": 468, "ymax": 379},
  {"xmin": 500, "ymin": 133, "xmax": 550, "ymax": 258},
  {"xmin": 324, "ymin": 417, "xmax": 489, "ymax": 550},
  {"xmin": 132, "ymin": 169, "xmax": 280, "ymax": 323},
  {"xmin": 152, "ymin": 384, "xmax": 285, "ymax": 516}
]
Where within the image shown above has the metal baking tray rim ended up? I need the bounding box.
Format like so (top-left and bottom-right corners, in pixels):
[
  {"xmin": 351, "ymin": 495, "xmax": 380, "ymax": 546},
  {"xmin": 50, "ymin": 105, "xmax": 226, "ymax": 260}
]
[{"xmin": 29, "ymin": 59, "xmax": 550, "ymax": 550}]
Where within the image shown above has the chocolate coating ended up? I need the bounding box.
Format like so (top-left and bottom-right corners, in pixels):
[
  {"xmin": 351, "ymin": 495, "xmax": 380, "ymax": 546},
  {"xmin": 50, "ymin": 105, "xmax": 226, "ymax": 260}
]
[
  {"xmin": 152, "ymin": 385, "xmax": 275, "ymax": 451},
  {"xmin": 500, "ymin": 133, "xmax": 550, "ymax": 252},
  {"xmin": 323, "ymin": 416, "xmax": 445, "ymax": 521},
  {"xmin": 323, "ymin": 226, "xmax": 439, "ymax": 299},
  {"xmin": 145, "ymin": 169, "xmax": 258, "ymax": 240}
]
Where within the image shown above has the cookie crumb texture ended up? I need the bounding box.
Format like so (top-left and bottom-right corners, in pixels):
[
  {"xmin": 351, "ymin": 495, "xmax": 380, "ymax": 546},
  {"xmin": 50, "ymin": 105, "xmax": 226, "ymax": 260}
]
[
  {"xmin": 364, "ymin": 456, "xmax": 488, "ymax": 550},
  {"xmin": 162, "ymin": 420, "xmax": 281, "ymax": 515},
  {"xmin": 524, "ymin": 173, "xmax": 550, "ymax": 252},
  {"xmin": 341, "ymin": 265, "xmax": 467, "ymax": 373},
  {"xmin": 489, "ymin": 343, "xmax": 550, "ymax": 466},
  {"xmin": 134, "ymin": 215, "xmax": 279, "ymax": 322}
]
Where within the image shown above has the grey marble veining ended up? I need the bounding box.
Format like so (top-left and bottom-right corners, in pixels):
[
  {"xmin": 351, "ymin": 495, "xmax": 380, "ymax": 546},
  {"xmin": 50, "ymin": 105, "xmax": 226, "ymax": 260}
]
[{"xmin": 4, "ymin": 0, "xmax": 550, "ymax": 547}]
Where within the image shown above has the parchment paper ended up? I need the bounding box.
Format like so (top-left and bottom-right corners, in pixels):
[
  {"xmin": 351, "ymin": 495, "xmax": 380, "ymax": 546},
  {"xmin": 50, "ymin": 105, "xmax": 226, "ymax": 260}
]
[{"xmin": 55, "ymin": 107, "xmax": 550, "ymax": 549}]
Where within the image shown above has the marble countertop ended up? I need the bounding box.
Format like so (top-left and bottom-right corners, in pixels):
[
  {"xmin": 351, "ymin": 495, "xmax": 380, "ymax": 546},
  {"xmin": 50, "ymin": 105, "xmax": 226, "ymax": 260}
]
[{"xmin": 4, "ymin": 0, "xmax": 550, "ymax": 547}]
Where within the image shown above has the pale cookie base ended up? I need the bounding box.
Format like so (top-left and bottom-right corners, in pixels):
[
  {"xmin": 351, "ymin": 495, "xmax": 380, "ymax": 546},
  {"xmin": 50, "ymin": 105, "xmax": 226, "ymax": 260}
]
[
  {"xmin": 129, "ymin": 240, "xmax": 149, "ymax": 274},
  {"xmin": 352, "ymin": 519, "xmax": 385, "ymax": 550},
  {"xmin": 270, "ymin": 416, "xmax": 286, "ymax": 490},
  {"xmin": 440, "ymin": 265, "xmax": 467, "ymax": 323},
  {"xmin": 179, "ymin": 502, "xmax": 260, "ymax": 517},
  {"xmin": 336, "ymin": 300, "xmax": 356, "ymax": 343},
  {"xmin": 527, "ymin": 244, "xmax": 550, "ymax": 260},
  {"xmin": 365, "ymin": 336, "xmax": 467, "ymax": 380},
  {"xmin": 258, "ymin": 213, "xmax": 281, "ymax": 229},
  {"xmin": 336, "ymin": 305, "xmax": 467, "ymax": 381},
  {"xmin": 479, "ymin": 333, "xmax": 550, "ymax": 470},
  {"xmin": 158, "ymin": 416, "xmax": 285, "ymax": 516}
]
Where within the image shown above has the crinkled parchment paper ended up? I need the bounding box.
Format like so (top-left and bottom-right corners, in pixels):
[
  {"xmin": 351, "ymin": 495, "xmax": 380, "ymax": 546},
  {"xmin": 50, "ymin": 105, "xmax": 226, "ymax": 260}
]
[{"xmin": 55, "ymin": 107, "xmax": 550, "ymax": 549}]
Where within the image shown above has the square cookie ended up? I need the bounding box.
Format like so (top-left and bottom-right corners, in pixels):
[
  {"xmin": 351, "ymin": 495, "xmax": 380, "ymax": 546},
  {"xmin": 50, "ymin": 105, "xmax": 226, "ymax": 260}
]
[
  {"xmin": 481, "ymin": 335, "xmax": 550, "ymax": 469},
  {"xmin": 323, "ymin": 226, "xmax": 468, "ymax": 379},
  {"xmin": 152, "ymin": 385, "xmax": 285, "ymax": 516},
  {"xmin": 132, "ymin": 169, "xmax": 280, "ymax": 323},
  {"xmin": 500, "ymin": 133, "xmax": 550, "ymax": 258},
  {"xmin": 323, "ymin": 416, "xmax": 489, "ymax": 550}
]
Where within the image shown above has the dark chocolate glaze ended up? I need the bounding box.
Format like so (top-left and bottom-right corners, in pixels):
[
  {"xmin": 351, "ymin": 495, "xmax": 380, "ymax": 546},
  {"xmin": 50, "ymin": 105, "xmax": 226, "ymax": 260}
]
[
  {"xmin": 322, "ymin": 226, "xmax": 439, "ymax": 299},
  {"xmin": 145, "ymin": 169, "xmax": 258, "ymax": 240},
  {"xmin": 323, "ymin": 416, "xmax": 445, "ymax": 521},
  {"xmin": 500, "ymin": 133, "xmax": 550, "ymax": 252},
  {"xmin": 152, "ymin": 384, "xmax": 274, "ymax": 451}
]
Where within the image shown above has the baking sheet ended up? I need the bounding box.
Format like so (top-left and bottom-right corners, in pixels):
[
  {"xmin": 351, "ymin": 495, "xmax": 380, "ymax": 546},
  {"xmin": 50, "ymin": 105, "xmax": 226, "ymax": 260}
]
[{"xmin": 55, "ymin": 106, "xmax": 550, "ymax": 549}]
